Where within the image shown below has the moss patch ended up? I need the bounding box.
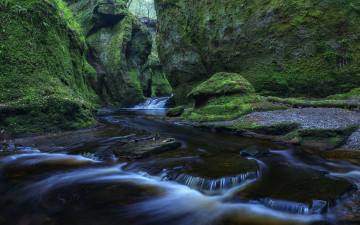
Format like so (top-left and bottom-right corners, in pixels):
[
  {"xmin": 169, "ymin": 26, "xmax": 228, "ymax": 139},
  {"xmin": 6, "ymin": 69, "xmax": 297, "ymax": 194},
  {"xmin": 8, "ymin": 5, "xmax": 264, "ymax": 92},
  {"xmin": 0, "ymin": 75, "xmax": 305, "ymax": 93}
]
[
  {"xmin": 250, "ymin": 123, "xmax": 301, "ymax": 135},
  {"xmin": 284, "ymin": 126, "xmax": 359, "ymax": 149},
  {"xmin": 187, "ymin": 72, "xmax": 255, "ymax": 99},
  {"xmin": 182, "ymin": 94, "xmax": 287, "ymax": 122},
  {"xmin": 266, "ymin": 96, "xmax": 360, "ymax": 109},
  {"xmin": 166, "ymin": 106, "xmax": 185, "ymax": 117},
  {"xmin": 155, "ymin": 0, "xmax": 360, "ymax": 103},
  {"xmin": 327, "ymin": 88, "xmax": 360, "ymax": 100},
  {"xmin": 0, "ymin": 0, "xmax": 100, "ymax": 134}
]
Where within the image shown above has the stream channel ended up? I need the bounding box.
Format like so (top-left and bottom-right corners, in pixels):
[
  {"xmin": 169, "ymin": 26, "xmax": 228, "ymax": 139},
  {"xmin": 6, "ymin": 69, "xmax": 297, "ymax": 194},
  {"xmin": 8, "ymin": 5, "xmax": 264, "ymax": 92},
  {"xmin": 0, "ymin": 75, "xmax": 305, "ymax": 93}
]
[{"xmin": 1, "ymin": 98, "xmax": 360, "ymax": 225}]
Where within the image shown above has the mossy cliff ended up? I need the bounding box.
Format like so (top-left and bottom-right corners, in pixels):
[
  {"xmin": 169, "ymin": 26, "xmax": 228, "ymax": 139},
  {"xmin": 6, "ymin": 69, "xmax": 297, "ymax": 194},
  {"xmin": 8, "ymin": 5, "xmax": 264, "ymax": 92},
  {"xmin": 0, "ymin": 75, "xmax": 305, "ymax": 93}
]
[
  {"xmin": 0, "ymin": 0, "xmax": 100, "ymax": 134},
  {"xmin": 68, "ymin": 0, "xmax": 171, "ymax": 106},
  {"xmin": 155, "ymin": 0, "xmax": 360, "ymax": 104}
]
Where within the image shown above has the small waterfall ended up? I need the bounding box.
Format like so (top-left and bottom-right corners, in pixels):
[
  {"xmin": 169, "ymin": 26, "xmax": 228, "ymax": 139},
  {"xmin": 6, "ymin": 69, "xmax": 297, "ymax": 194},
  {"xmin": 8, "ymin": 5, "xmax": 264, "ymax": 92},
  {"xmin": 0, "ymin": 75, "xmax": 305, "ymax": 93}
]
[
  {"xmin": 174, "ymin": 170, "xmax": 259, "ymax": 194},
  {"xmin": 134, "ymin": 97, "xmax": 170, "ymax": 109},
  {"xmin": 262, "ymin": 198, "xmax": 327, "ymax": 215}
]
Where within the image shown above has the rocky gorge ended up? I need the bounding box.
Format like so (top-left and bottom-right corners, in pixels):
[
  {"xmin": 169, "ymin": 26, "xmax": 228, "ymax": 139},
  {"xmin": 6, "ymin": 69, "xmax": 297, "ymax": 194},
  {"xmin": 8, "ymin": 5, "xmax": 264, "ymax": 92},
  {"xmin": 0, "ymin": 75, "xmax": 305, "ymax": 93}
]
[{"xmin": 1, "ymin": 0, "xmax": 360, "ymax": 224}]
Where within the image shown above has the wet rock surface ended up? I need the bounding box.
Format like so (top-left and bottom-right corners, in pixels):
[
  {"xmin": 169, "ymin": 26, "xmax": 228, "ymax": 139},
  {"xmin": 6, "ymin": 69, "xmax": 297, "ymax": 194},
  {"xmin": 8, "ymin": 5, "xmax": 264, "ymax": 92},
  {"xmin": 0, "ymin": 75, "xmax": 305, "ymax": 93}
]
[
  {"xmin": 116, "ymin": 140, "xmax": 182, "ymax": 160},
  {"xmin": 240, "ymin": 146, "xmax": 270, "ymax": 157}
]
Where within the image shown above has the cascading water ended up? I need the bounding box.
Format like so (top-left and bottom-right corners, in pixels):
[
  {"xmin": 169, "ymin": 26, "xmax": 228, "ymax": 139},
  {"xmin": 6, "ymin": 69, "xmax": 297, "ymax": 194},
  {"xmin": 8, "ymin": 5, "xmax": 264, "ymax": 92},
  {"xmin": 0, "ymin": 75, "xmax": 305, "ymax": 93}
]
[
  {"xmin": 133, "ymin": 96, "xmax": 171, "ymax": 109},
  {"xmin": 174, "ymin": 171, "xmax": 259, "ymax": 194},
  {"xmin": 1, "ymin": 109, "xmax": 360, "ymax": 225}
]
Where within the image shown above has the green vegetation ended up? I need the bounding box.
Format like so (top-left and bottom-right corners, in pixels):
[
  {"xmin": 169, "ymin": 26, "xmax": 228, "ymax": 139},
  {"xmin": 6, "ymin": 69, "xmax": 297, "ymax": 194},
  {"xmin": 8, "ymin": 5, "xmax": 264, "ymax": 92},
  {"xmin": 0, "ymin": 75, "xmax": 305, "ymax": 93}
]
[
  {"xmin": 187, "ymin": 72, "xmax": 255, "ymax": 100},
  {"xmin": 67, "ymin": 0, "xmax": 171, "ymax": 106},
  {"xmin": 250, "ymin": 123, "xmax": 301, "ymax": 135},
  {"xmin": 288, "ymin": 126, "xmax": 359, "ymax": 149},
  {"xmin": 266, "ymin": 96, "xmax": 360, "ymax": 109},
  {"xmin": 182, "ymin": 94, "xmax": 287, "ymax": 122},
  {"xmin": 0, "ymin": 0, "xmax": 100, "ymax": 134},
  {"xmin": 328, "ymin": 88, "xmax": 360, "ymax": 100},
  {"xmin": 155, "ymin": 0, "xmax": 360, "ymax": 104},
  {"xmin": 166, "ymin": 106, "xmax": 185, "ymax": 117},
  {"xmin": 182, "ymin": 73, "xmax": 287, "ymax": 122}
]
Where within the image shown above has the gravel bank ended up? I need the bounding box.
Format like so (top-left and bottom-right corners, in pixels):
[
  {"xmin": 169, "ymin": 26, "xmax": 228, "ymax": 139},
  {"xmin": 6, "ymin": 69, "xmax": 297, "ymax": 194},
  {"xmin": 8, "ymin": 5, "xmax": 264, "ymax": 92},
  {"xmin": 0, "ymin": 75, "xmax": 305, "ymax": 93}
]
[
  {"xmin": 342, "ymin": 128, "xmax": 360, "ymax": 150},
  {"xmin": 244, "ymin": 108, "xmax": 360, "ymax": 129},
  {"xmin": 244, "ymin": 108, "xmax": 360, "ymax": 149}
]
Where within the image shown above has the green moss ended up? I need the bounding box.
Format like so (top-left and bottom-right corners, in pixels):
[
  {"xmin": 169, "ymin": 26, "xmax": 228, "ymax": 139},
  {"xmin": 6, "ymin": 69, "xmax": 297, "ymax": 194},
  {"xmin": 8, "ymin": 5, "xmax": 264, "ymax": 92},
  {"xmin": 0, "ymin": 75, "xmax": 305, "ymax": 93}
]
[
  {"xmin": 166, "ymin": 106, "xmax": 185, "ymax": 117},
  {"xmin": 266, "ymin": 96, "xmax": 360, "ymax": 109},
  {"xmin": 294, "ymin": 126, "xmax": 359, "ymax": 148},
  {"xmin": 298, "ymin": 126, "xmax": 358, "ymax": 140},
  {"xmin": 0, "ymin": 0, "xmax": 100, "ymax": 134},
  {"xmin": 327, "ymin": 88, "xmax": 360, "ymax": 100},
  {"xmin": 156, "ymin": 0, "xmax": 360, "ymax": 103},
  {"xmin": 86, "ymin": 15, "xmax": 148, "ymax": 106},
  {"xmin": 182, "ymin": 94, "xmax": 287, "ymax": 122},
  {"xmin": 250, "ymin": 123, "xmax": 301, "ymax": 135},
  {"xmin": 187, "ymin": 72, "xmax": 255, "ymax": 99},
  {"xmin": 148, "ymin": 48, "xmax": 173, "ymax": 97}
]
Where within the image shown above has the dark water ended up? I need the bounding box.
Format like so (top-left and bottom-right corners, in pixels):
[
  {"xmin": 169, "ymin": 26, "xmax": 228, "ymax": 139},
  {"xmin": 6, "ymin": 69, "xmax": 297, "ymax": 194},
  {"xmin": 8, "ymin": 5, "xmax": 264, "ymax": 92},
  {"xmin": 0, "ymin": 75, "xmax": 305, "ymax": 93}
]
[{"xmin": 1, "ymin": 108, "xmax": 360, "ymax": 225}]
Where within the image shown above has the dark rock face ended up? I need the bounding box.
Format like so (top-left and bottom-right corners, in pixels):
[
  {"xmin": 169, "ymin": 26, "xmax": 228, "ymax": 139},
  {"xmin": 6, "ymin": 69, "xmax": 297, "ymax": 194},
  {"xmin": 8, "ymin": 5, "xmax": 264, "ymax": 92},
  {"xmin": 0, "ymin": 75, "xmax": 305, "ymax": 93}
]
[{"xmin": 155, "ymin": 0, "xmax": 360, "ymax": 104}]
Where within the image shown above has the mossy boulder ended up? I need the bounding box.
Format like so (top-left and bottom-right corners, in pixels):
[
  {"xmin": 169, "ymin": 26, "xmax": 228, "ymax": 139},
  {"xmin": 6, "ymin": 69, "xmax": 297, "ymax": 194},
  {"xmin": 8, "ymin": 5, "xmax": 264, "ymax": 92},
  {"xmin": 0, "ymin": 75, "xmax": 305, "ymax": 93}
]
[
  {"xmin": 187, "ymin": 72, "xmax": 255, "ymax": 107},
  {"xmin": 155, "ymin": 0, "xmax": 360, "ymax": 104},
  {"xmin": 166, "ymin": 106, "xmax": 185, "ymax": 117},
  {"xmin": 0, "ymin": 0, "xmax": 100, "ymax": 134}
]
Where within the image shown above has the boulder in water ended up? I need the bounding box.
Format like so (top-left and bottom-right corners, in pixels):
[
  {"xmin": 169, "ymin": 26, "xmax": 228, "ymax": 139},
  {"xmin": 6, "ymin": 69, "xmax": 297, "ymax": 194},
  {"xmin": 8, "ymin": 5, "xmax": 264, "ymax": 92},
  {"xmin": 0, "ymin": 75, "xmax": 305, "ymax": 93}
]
[
  {"xmin": 240, "ymin": 146, "xmax": 270, "ymax": 157},
  {"xmin": 114, "ymin": 140, "xmax": 182, "ymax": 160},
  {"xmin": 166, "ymin": 106, "xmax": 185, "ymax": 117}
]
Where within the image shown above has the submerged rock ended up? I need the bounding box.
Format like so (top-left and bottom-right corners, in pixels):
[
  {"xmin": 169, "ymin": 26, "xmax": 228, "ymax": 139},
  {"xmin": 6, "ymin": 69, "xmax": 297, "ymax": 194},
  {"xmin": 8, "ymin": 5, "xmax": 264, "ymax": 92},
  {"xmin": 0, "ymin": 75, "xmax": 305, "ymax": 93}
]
[
  {"xmin": 115, "ymin": 140, "xmax": 182, "ymax": 160},
  {"xmin": 240, "ymin": 146, "xmax": 270, "ymax": 157}
]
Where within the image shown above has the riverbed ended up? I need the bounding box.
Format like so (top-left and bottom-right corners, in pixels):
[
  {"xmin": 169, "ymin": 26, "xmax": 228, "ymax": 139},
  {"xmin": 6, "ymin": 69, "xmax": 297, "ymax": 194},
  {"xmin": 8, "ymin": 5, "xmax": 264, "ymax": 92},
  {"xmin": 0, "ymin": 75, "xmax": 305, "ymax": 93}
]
[{"xmin": 1, "ymin": 108, "xmax": 360, "ymax": 225}]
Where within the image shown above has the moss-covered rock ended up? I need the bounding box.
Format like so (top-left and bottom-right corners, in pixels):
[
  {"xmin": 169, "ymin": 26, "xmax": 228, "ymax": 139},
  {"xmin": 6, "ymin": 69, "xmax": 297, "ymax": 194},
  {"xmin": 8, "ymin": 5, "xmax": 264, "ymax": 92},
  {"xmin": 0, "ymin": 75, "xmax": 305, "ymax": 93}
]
[
  {"xmin": 147, "ymin": 47, "xmax": 173, "ymax": 97},
  {"xmin": 182, "ymin": 72, "xmax": 286, "ymax": 121},
  {"xmin": 86, "ymin": 15, "xmax": 151, "ymax": 106},
  {"xmin": 187, "ymin": 72, "xmax": 255, "ymax": 107},
  {"xmin": 0, "ymin": 0, "xmax": 100, "ymax": 134},
  {"xmin": 250, "ymin": 123, "xmax": 301, "ymax": 135},
  {"xmin": 166, "ymin": 106, "xmax": 185, "ymax": 117},
  {"xmin": 155, "ymin": 0, "xmax": 360, "ymax": 104}
]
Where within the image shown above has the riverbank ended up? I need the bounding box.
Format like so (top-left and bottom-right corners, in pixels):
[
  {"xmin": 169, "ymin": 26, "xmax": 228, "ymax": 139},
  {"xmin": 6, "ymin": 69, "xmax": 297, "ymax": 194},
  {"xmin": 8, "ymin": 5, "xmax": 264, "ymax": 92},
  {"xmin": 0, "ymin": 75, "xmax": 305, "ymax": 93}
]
[{"xmin": 168, "ymin": 107, "xmax": 360, "ymax": 151}]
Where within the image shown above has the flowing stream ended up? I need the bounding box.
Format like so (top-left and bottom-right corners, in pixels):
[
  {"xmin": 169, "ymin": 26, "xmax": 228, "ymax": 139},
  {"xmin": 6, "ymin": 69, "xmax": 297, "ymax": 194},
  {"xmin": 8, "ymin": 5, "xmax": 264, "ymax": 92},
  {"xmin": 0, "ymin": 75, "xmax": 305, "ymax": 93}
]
[{"xmin": 1, "ymin": 104, "xmax": 360, "ymax": 225}]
